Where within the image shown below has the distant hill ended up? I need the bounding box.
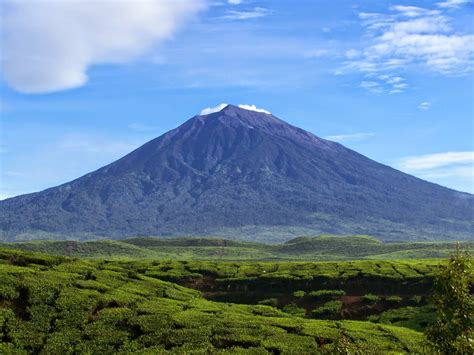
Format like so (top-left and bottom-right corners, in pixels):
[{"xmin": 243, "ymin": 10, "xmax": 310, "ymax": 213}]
[
  {"xmin": 3, "ymin": 235, "xmax": 471, "ymax": 260},
  {"xmin": 1, "ymin": 104, "xmax": 472, "ymax": 241}
]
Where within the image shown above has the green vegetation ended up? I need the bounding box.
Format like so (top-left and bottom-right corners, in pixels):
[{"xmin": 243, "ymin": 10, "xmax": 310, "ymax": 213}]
[
  {"xmin": 363, "ymin": 294, "xmax": 381, "ymax": 303},
  {"xmin": 0, "ymin": 247, "xmax": 431, "ymax": 353},
  {"xmin": 312, "ymin": 301, "xmax": 343, "ymax": 317},
  {"xmin": 309, "ymin": 290, "xmax": 346, "ymax": 299},
  {"xmin": 385, "ymin": 295, "xmax": 402, "ymax": 303},
  {"xmin": 2, "ymin": 235, "xmax": 472, "ymax": 261},
  {"xmin": 367, "ymin": 306, "xmax": 436, "ymax": 331},
  {"xmin": 425, "ymin": 245, "xmax": 473, "ymax": 354},
  {"xmin": 293, "ymin": 290, "xmax": 305, "ymax": 298}
]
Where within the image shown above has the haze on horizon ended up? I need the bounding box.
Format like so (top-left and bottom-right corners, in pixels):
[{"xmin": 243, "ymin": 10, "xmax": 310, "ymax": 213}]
[{"xmin": 1, "ymin": 0, "xmax": 473, "ymax": 199}]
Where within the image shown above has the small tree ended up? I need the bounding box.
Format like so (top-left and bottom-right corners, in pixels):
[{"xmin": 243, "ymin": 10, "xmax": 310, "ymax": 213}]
[{"xmin": 425, "ymin": 244, "xmax": 473, "ymax": 354}]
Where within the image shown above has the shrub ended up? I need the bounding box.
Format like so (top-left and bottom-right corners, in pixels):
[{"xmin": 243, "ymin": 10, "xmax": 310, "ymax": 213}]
[
  {"xmin": 282, "ymin": 303, "xmax": 306, "ymax": 317},
  {"xmin": 410, "ymin": 295, "xmax": 422, "ymax": 304},
  {"xmin": 385, "ymin": 295, "xmax": 402, "ymax": 303},
  {"xmin": 363, "ymin": 294, "xmax": 380, "ymax": 303},
  {"xmin": 258, "ymin": 298, "xmax": 278, "ymax": 307},
  {"xmin": 425, "ymin": 245, "xmax": 473, "ymax": 354},
  {"xmin": 293, "ymin": 290, "xmax": 305, "ymax": 298},
  {"xmin": 312, "ymin": 300, "xmax": 343, "ymax": 316},
  {"xmin": 309, "ymin": 290, "xmax": 345, "ymax": 299}
]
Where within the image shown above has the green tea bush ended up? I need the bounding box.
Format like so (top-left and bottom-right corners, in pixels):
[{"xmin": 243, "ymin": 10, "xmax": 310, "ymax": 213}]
[
  {"xmin": 282, "ymin": 303, "xmax": 306, "ymax": 317},
  {"xmin": 309, "ymin": 289, "xmax": 346, "ymax": 299},
  {"xmin": 257, "ymin": 298, "xmax": 278, "ymax": 307},
  {"xmin": 363, "ymin": 293, "xmax": 380, "ymax": 303},
  {"xmin": 410, "ymin": 295, "xmax": 422, "ymax": 304},
  {"xmin": 293, "ymin": 290, "xmax": 305, "ymax": 298},
  {"xmin": 385, "ymin": 295, "xmax": 402, "ymax": 303},
  {"xmin": 312, "ymin": 301, "xmax": 343, "ymax": 317}
]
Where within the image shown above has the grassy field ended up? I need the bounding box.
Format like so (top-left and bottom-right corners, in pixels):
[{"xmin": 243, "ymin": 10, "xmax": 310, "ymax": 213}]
[
  {"xmin": 0, "ymin": 246, "xmax": 452, "ymax": 353},
  {"xmin": 2, "ymin": 234, "xmax": 470, "ymax": 260}
]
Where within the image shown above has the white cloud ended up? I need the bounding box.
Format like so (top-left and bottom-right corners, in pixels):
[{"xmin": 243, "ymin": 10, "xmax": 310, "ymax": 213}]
[
  {"xmin": 360, "ymin": 81, "xmax": 383, "ymax": 94},
  {"xmin": 200, "ymin": 103, "xmax": 228, "ymax": 115},
  {"xmin": 128, "ymin": 123, "xmax": 161, "ymax": 132},
  {"xmin": 228, "ymin": 0, "xmax": 243, "ymax": 4},
  {"xmin": 58, "ymin": 135, "xmax": 138, "ymax": 155},
  {"xmin": 304, "ymin": 49, "xmax": 329, "ymax": 58},
  {"xmin": 343, "ymin": 4, "xmax": 474, "ymax": 94},
  {"xmin": 1, "ymin": 0, "xmax": 205, "ymax": 93},
  {"xmin": 0, "ymin": 192, "xmax": 17, "ymax": 201},
  {"xmin": 345, "ymin": 49, "xmax": 361, "ymax": 59},
  {"xmin": 4, "ymin": 171, "xmax": 25, "ymax": 177},
  {"xmin": 398, "ymin": 151, "xmax": 474, "ymax": 170},
  {"xmin": 238, "ymin": 104, "xmax": 271, "ymax": 114},
  {"xmin": 222, "ymin": 7, "xmax": 271, "ymax": 20},
  {"xmin": 418, "ymin": 101, "xmax": 431, "ymax": 110},
  {"xmin": 437, "ymin": 0, "xmax": 472, "ymax": 9},
  {"xmin": 396, "ymin": 151, "xmax": 474, "ymax": 192},
  {"xmin": 324, "ymin": 132, "xmax": 375, "ymax": 142}
]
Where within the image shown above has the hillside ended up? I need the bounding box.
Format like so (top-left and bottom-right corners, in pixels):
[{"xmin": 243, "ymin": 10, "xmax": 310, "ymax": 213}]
[
  {"xmin": 2, "ymin": 235, "xmax": 470, "ymax": 260},
  {"xmin": 1, "ymin": 104, "xmax": 472, "ymax": 241},
  {"xmin": 0, "ymin": 247, "xmax": 440, "ymax": 353}
]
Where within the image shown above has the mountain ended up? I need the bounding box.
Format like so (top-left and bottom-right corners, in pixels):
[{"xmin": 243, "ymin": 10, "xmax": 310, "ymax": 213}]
[{"xmin": 0, "ymin": 104, "xmax": 472, "ymax": 242}]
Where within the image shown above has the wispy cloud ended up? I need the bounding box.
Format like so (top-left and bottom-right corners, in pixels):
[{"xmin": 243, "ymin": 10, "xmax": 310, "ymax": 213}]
[
  {"xmin": 437, "ymin": 0, "xmax": 472, "ymax": 9},
  {"xmin": 304, "ymin": 49, "xmax": 329, "ymax": 58},
  {"xmin": 57, "ymin": 134, "xmax": 139, "ymax": 155},
  {"xmin": 418, "ymin": 101, "xmax": 431, "ymax": 110},
  {"xmin": 398, "ymin": 151, "xmax": 474, "ymax": 170},
  {"xmin": 325, "ymin": 132, "xmax": 375, "ymax": 142},
  {"xmin": 1, "ymin": 0, "xmax": 205, "ymax": 93},
  {"xmin": 222, "ymin": 7, "xmax": 272, "ymax": 20},
  {"xmin": 200, "ymin": 103, "xmax": 228, "ymax": 115},
  {"xmin": 3, "ymin": 171, "xmax": 26, "ymax": 177},
  {"xmin": 238, "ymin": 104, "xmax": 271, "ymax": 114},
  {"xmin": 396, "ymin": 151, "xmax": 474, "ymax": 192},
  {"xmin": 342, "ymin": 4, "xmax": 474, "ymax": 94},
  {"xmin": 128, "ymin": 123, "xmax": 161, "ymax": 132}
]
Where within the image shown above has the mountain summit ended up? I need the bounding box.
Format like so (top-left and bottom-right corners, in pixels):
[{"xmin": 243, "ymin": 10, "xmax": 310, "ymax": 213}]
[{"xmin": 1, "ymin": 104, "xmax": 472, "ymax": 241}]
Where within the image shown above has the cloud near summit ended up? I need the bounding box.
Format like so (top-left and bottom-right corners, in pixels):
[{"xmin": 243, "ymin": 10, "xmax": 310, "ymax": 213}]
[
  {"xmin": 1, "ymin": 0, "xmax": 205, "ymax": 93},
  {"xmin": 200, "ymin": 104, "xmax": 271, "ymax": 115}
]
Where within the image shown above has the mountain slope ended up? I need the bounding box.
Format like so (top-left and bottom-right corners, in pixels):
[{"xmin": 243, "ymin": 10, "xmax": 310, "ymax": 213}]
[{"xmin": 0, "ymin": 104, "xmax": 472, "ymax": 241}]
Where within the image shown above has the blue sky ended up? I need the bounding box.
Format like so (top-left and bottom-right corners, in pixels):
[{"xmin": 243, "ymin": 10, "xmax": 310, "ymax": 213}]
[{"xmin": 0, "ymin": 0, "xmax": 473, "ymax": 199}]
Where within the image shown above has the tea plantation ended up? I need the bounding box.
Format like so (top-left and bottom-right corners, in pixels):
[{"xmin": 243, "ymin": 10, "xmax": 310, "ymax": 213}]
[
  {"xmin": 3, "ymin": 235, "xmax": 470, "ymax": 260},
  {"xmin": 0, "ymin": 246, "xmax": 450, "ymax": 353}
]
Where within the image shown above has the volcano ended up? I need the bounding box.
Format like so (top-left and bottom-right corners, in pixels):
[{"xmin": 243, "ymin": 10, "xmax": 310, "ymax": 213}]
[{"xmin": 1, "ymin": 104, "xmax": 472, "ymax": 242}]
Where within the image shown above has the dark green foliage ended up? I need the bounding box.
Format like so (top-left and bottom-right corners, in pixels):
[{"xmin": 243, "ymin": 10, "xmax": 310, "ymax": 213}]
[
  {"xmin": 312, "ymin": 301, "xmax": 343, "ymax": 317},
  {"xmin": 363, "ymin": 294, "xmax": 381, "ymax": 303},
  {"xmin": 410, "ymin": 295, "xmax": 423, "ymax": 305},
  {"xmin": 282, "ymin": 303, "xmax": 306, "ymax": 317},
  {"xmin": 385, "ymin": 295, "xmax": 402, "ymax": 303},
  {"xmin": 258, "ymin": 298, "xmax": 278, "ymax": 307},
  {"xmin": 293, "ymin": 290, "xmax": 305, "ymax": 298},
  {"xmin": 309, "ymin": 289, "xmax": 346, "ymax": 299},
  {"xmin": 368, "ymin": 305, "xmax": 436, "ymax": 332},
  {"xmin": 425, "ymin": 246, "xmax": 473, "ymax": 354}
]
